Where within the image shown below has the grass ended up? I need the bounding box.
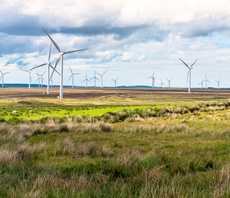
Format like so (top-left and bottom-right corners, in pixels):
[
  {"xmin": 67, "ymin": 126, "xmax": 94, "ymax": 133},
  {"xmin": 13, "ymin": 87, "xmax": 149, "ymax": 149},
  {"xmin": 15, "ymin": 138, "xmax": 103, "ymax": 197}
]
[{"xmin": 0, "ymin": 95, "xmax": 230, "ymax": 197}]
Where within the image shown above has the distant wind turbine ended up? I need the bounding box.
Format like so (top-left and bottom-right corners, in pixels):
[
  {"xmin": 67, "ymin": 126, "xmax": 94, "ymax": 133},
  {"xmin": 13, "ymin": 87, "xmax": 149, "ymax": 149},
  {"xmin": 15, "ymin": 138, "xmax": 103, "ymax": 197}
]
[
  {"xmin": 179, "ymin": 58, "xmax": 198, "ymax": 93},
  {"xmin": 97, "ymin": 70, "xmax": 107, "ymax": 88},
  {"xmin": 215, "ymin": 79, "xmax": 221, "ymax": 89},
  {"xmin": 198, "ymin": 79, "xmax": 205, "ymax": 88},
  {"xmin": 166, "ymin": 78, "xmax": 172, "ymax": 88},
  {"xmin": 148, "ymin": 71, "xmax": 155, "ymax": 88},
  {"xmin": 21, "ymin": 65, "xmax": 37, "ymax": 88},
  {"xmin": 42, "ymin": 27, "xmax": 87, "ymax": 99},
  {"xmin": 160, "ymin": 79, "xmax": 164, "ymax": 88},
  {"xmin": 82, "ymin": 73, "xmax": 90, "ymax": 88},
  {"xmin": 35, "ymin": 73, "xmax": 41, "ymax": 87},
  {"xmin": 112, "ymin": 78, "xmax": 118, "ymax": 88},
  {"xmin": 204, "ymin": 74, "xmax": 209, "ymax": 89},
  {"xmin": 90, "ymin": 70, "xmax": 99, "ymax": 88},
  {"xmin": 68, "ymin": 66, "xmax": 80, "ymax": 88},
  {"xmin": 0, "ymin": 70, "xmax": 10, "ymax": 87},
  {"xmin": 32, "ymin": 42, "xmax": 60, "ymax": 94},
  {"xmin": 40, "ymin": 71, "xmax": 46, "ymax": 87}
]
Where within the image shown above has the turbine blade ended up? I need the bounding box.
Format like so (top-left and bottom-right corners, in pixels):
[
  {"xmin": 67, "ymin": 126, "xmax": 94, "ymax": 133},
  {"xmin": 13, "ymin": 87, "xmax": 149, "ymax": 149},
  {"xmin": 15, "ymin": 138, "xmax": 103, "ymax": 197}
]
[
  {"xmin": 42, "ymin": 71, "xmax": 46, "ymax": 76},
  {"xmin": 48, "ymin": 42, "xmax": 52, "ymax": 62},
  {"xmin": 49, "ymin": 64, "xmax": 60, "ymax": 76},
  {"xmin": 21, "ymin": 69, "xmax": 28, "ymax": 72},
  {"xmin": 69, "ymin": 66, "xmax": 73, "ymax": 74},
  {"xmin": 33, "ymin": 63, "xmax": 47, "ymax": 69},
  {"xmin": 97, "ymin": 73, "xmax": 102, "ymax": 76},
  {"xmin": 68, "ymin": 75, "xmax": 72, "ymax": 82},
  {"xmin": 73, "ymin": 73, "xmax": 80, "ymax": 75},
  {"xmin": 49, "ymin": 55, "xmax": 60, "ymax": 81},
  {"xmin": 191, "ymin": 59, "xmax": 198, "ymax": 67},
  {"xmin": 42, "ymin": 27, "xmax": 61, "ymax": 53},
  {"xmin": 64, "ymin": 48, "xmax": 87, "ymax": 55},
  {"xmin": 102, "ymin": 70, "xmax": 107, "ymax": 76},
  {"xmin": 179, "ymin": 58, "xmax": 190, "ymax": 69}
]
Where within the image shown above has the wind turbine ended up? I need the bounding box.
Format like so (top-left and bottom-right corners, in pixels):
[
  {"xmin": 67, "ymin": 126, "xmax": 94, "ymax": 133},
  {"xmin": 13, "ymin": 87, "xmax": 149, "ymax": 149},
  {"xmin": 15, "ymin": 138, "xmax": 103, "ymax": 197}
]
[
  {"xmin": 42, "ymin": 27, "xmax": 87, "ymax": 99},
  {"xmin": 90, "ymin": 70, "xmax": 99, "ymax": 88},
  {"xmin": 215, "ymin": 79, "xmax": 221, "ymax": 89},
  {"xmin": 112, "ymin": 78, "xmax": 118, "ymax": 88},
  {"xmin": 97, "ymin": 70, "xmax": 107, "ymax": 88},
  {"xmin": 68, "ymin": 66, "xmax": 80, "ymax": 88},
  {"xmin": 32, "ymin": 43, "xmax": 60, "ymax": 94},
  {"xmin": 160, "ymin": 79, "xmax": 164, "ymax": 88},
  {"xmin": 179, "ymin": 58, "xmax": 198, "ymax": 93},
  {"xmin": 35, "ymin": 73, "xmax": 41, "ymax": 87},
  {"xmin": 148, "ymin": 71, "xmax": 155, "ymax": 88},
  {"xmin": 198, "ymin": 79, "xmax": 205, "ymax": 88},
  {"xmin": 0, "ymin": 70, "xmax": 10, "ymax": 87},
  {"xmin": 166, "ymin": 78, "xmax": 172, "ymax": 88},
  {"xmin": 204, "ymin": 73, "xmax": 209, "ymax": 89},
  {"xmin": 40, "ymin": 71, "xmax": 46, "ymax": 87},
  {"xmin": 82, "ymin": 73, "xmax": 90, "ymax": 88},
  {"xmin": 21, "ymin": 65, "xmax": 37, "ymax": 88}
]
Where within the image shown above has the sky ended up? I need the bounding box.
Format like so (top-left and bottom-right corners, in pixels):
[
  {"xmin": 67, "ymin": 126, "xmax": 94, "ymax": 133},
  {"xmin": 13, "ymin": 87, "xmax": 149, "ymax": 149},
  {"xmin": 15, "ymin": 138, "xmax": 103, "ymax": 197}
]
[{"xmin": 1, "ymin": 0, "xmax": 230, "ymax": 88}]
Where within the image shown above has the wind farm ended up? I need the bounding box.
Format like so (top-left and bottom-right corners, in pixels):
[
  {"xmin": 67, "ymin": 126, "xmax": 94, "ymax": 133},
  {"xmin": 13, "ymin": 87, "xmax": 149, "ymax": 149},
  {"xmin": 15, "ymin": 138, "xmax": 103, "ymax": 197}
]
[{"xmin": 1, "ymin": 1, "xmax": 230, "ymax": 197}]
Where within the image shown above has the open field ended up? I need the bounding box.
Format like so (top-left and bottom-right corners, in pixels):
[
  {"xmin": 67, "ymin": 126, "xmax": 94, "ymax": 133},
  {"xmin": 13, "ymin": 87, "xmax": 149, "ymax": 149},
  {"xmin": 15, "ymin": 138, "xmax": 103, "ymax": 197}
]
[{"xmin": 0, "ymin": 87, "xmax": 230, "ymax": 197}]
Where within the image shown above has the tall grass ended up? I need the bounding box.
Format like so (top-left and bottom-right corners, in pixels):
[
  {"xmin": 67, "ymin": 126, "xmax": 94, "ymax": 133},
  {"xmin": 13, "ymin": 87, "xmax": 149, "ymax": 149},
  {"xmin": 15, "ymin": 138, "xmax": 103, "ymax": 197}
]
[{"xmin": 0, "ymin": 120, "xmax": 229, "ymax": 197}]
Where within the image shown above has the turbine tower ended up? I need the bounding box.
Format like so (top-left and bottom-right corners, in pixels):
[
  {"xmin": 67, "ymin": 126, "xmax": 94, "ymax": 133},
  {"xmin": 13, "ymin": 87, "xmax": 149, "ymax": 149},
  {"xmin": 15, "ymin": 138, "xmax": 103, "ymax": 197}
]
[
  {"xmin": 32, "ymin": 43, "xmax": 60, "ymax": 94},
  {"xmin": 68, "ymin": 66, "xmax": 80, "ymax": 88},
  {"xmin": 112, "ymin": 78, "xmax": 118, "ymax": 88},
  {"xmin": 198, "ymin": 79, "xmax": 205, "ymax": 88},
  {"xmin": 42, "ymin": 27, "xmax": 87, "ymax": 99},
  {"xmin": 166, "ymin": 78, "xmax": 172, "ymax": 88},
  {"xmin": 90, "ymin": 70, "xmax": 99, "ymax": 88},
  {"xmin": 97, "ymin": 70, "xmax": 107, "ymax": 88},
  {"xmin": 0, "ymin": 70, "xmax": 10, "ymax": 87},
  {"xmin": 179, "ymin": 58, "xmax": 198, "ymax": 93},
  {"xmin": 82, "ymin": 73, "xmax": 90, "ymax": 88},
  {"xmin": 148, "ymin": 71, "xmax": 155, "ymax": 88},
  {"xmin": 204, "ymin": 74, "xmax": 209, "ymax": 89},
  {"xmin": 215, "ymin": 79, "xmax": 221, "ymax": 89}
]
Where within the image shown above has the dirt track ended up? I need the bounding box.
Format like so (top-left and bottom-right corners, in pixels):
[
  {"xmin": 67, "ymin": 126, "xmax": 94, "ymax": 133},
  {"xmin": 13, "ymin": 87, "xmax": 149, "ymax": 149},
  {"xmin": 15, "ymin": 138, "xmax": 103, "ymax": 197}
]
[{"xmin": 0, "ymin": 87, "xmax": 230, "ymax": 100}]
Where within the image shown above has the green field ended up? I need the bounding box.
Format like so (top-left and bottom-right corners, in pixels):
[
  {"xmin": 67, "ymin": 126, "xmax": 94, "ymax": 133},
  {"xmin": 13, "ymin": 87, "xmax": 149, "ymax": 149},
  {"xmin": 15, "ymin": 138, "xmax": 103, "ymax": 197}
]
[{"xmin": 0, "ymin": 97, "xmax": 230, "ymax": 197}]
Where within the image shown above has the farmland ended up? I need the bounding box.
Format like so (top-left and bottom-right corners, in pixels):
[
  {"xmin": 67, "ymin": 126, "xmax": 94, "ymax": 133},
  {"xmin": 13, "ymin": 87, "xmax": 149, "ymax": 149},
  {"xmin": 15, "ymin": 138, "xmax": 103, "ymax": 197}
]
[{"xmin": 0, "ymin": 87, "xmax": 230, "ymax": 197}]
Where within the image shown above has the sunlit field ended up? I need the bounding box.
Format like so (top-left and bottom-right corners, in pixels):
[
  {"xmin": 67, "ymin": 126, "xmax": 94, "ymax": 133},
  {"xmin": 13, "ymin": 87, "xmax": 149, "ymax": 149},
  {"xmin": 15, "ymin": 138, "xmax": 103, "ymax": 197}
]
[{"xmin": 0, "ymin": 87, "xmax": 230, "ymax": 197}]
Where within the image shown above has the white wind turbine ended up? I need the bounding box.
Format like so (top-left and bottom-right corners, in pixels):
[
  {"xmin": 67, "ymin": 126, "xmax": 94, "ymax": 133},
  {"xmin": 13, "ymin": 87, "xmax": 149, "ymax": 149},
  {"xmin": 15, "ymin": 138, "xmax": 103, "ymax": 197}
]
[
  {"xmin": 215, "ymin": 79, "xmax": 221, "ymax": 89},
  {"xmin": 166, "ymin": 78, "xmax": 172, "ymax": 88},
  {"xmin": 179, "ymin": 58, "xmax": 198, "ymax": 93},
  {"xmin": 204, "ymin": 73, "xmax": 209, "ymax": 89},
  {"xmin": 160, "ymin": 79, "xmax": 164, "ymax": 88},
  {"xmin": 148, "ymin": 71, "xmax": 155, "ymax": 88},
  {"xmin": 68, "ymin": 66, "xmax": 80, "ymax": 88},
  {"xmin": 90, "ymin": 70, "xmax": 99, "ymax": 88},
  {"xmin": 42, "ymin": 27, "xmax": 87, "ymax": 99},
  {"xmin": 112, "ymin": 78, "xmax": 118, "ymax": 88},
  {"xmin": 35, "ymin": 73, "xmax": 41, "ymax": 87},
  {"xmin": 40, "ymin": 71, "xmax": 46, "ymax": 87},
  {"xmin": 21, "ymin": 65, "xmax": 37, "ymax": 89},
  {"xmin": 97, "ymin": 70, "xmax": 107, "ymax": 88},
  {"xmin": 198, "ymin": 79, "xmax": 205, "ymax": 88},
  {"xmin": 32, "ymin": 43, "xmax": 60, "ymax": 94},
  {"xmin": 0, "ymin": 70, "xmax": 10, "ymax": 87},
  {"xmin": 82, "ymin": 73, "xmax": 90, "ymax": 88}
]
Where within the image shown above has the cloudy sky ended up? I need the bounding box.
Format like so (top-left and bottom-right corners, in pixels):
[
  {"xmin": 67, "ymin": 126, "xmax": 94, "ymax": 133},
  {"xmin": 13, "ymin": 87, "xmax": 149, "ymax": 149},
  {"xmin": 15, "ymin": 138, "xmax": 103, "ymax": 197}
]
[{"xmin": 1, "ymin": 0, "xmax": 230, "ymax": 88}]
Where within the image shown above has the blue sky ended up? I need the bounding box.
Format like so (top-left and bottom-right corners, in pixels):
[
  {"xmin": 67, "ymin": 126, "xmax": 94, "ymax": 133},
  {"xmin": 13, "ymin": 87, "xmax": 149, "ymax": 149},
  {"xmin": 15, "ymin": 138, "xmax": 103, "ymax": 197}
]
[{"xmin": 1, "ymin": 0, "xmax": 230, "ymax": 88}]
